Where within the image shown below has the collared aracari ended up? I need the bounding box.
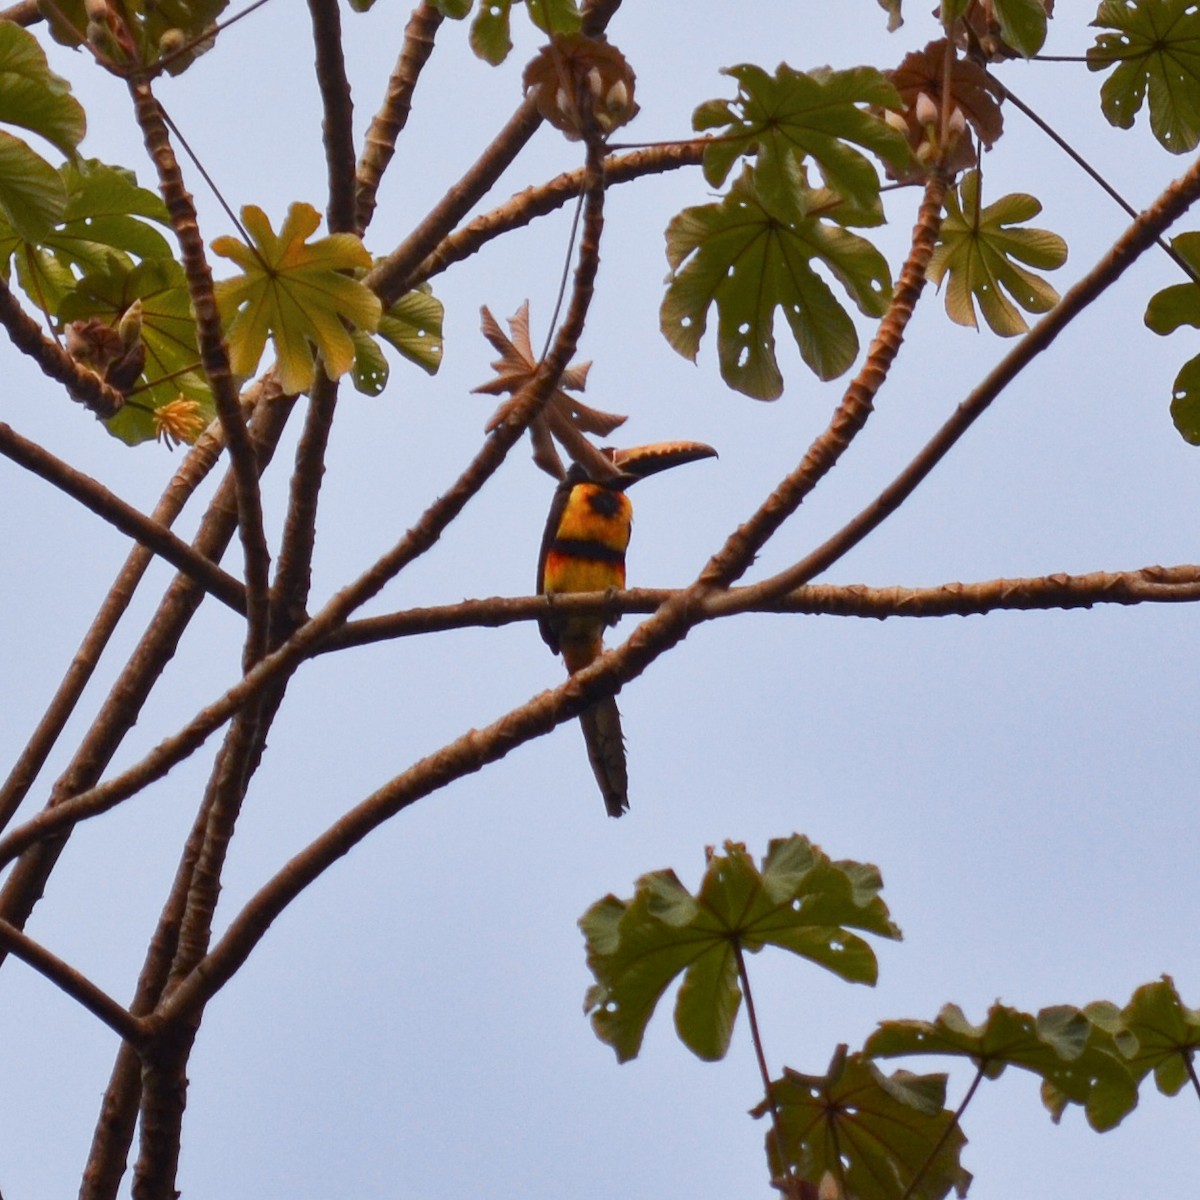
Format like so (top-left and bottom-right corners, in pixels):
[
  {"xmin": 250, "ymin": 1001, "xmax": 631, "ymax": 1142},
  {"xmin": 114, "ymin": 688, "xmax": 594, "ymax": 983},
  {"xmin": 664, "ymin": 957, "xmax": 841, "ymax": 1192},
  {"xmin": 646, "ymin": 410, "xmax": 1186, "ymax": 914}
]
[{"xmin": 537, "ymin": 440, "xmax": 718, "ymax": 817}]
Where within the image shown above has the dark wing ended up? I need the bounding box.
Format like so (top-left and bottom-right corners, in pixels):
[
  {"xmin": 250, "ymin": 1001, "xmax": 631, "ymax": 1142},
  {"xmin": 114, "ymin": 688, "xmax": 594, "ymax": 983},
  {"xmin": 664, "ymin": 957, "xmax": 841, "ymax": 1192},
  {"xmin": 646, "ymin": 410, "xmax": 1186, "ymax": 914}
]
[{"xmin": 536, "ymin": 473, "xmax": 579, "ymax": 652}]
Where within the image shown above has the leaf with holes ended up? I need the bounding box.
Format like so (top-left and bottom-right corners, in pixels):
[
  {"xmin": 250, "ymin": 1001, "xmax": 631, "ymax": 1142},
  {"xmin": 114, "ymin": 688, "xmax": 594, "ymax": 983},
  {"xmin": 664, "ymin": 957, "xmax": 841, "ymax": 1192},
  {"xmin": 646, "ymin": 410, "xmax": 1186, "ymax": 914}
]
[
  {"xmin": 693, "ymin": 64, "xmax": 909, "ymax": 222},
  {"xmin": 58, "ymin": 255, "xmax": 213, "ymax": 446},
  {"xmin": 462, "ymin": 0, "xmax": 581, "ymax": 61},
  {"xmin": 927, "ymin": 171, "xmax": 1066, "ymax": 336},
  {"xmin": 662, "ymin": 167, "xmax": 892, "ymax": 399},
  {"xmin": 1142, "ymin": 232, "xmax": 1200, "ymax": 442},
  {"xmin": 1086, "ymin": 976, "xmax": 1200, "ymax": 1097},
  {"xmin": 580, "ymin": 836, "xmax": 899, "ymax": 1064},
  {"xmin": 866, "ymin": 1001, "xmax": 1139, "ymax": 1130},
  {"xmin": 755, "ymin": 1049, "xmax": 971, "ymax": 1200},
  {"xmin": 349, "ymin": 285, "xmax": 444, "ymax": 395},
  {"xmin": 1088, "ymin": 0, "xmax": 1200, "ymax": 154},
  {"xmin": 213, "ymin": 202, "xmax": 381, "ymax": 394},
  {"xmin": 0, "ymin": 159, "xmax": 171, "ymax": 317}
]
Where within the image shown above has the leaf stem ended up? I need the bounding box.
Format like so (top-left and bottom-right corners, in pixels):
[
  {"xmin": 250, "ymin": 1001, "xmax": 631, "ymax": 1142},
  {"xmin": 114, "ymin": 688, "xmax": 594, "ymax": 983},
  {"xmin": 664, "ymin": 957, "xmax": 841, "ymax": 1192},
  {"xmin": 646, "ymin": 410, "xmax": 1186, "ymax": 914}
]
[
  {"xmin": 734, "ymin": 942, "xmax": 797, "ymax": 1198},
  {"xmin": 897, "ymin": 1064, "xmax": 985, "ymax": 1200}
]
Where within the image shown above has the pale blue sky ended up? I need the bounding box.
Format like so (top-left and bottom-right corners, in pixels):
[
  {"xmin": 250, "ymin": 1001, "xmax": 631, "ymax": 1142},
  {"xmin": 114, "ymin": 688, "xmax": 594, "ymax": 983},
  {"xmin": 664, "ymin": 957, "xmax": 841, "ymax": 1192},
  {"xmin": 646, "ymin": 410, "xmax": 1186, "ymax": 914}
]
[{"xmin": 1, "ymin": 4, "xmax": 1197, "ymax": 1198}]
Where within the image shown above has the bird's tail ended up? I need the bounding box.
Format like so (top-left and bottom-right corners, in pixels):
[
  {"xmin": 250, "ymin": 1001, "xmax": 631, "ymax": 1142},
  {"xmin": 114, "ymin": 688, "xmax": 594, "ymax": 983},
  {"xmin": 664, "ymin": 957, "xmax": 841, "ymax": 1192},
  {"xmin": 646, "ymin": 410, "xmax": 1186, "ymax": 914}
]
[
  {"xmin": 563, "ymin": 637, "xmax": 629, "ymax": 818},
  {"xmin": 579, "ymin": 696, "xmax": 628, "ymax": 818}
]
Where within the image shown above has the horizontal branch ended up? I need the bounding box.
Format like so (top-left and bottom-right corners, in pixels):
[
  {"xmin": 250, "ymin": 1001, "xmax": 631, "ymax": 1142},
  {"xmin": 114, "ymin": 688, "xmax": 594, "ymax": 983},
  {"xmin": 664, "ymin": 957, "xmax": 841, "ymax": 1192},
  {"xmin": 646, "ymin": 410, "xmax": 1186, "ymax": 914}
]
[
  {"xmin": 318, "ymin": 562, "xmax": 1200, "ymax": 650},
  {"xmin": 0, "ymin": 917, "xmax": 145, "ymax": 1047},
  {"xmin": 0, "ymin": 420, "xmax": 247, "ymax": 613}
]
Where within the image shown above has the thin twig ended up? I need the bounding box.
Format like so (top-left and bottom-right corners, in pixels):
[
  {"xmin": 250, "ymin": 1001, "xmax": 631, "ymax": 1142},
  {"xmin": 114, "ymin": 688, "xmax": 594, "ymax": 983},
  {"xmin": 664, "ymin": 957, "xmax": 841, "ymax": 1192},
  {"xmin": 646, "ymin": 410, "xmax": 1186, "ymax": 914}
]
[
  {"xmin": 994, "ymin": 76, "xmax": 1199, "ymax": 284},
  {"xmin": 355, "ymin": 1, "xmax": 444, "ymax": 236},
  {"xmin": 0, "ymin": 421, "xmax": 246, "ymax": 613},
  {"xmin": 0, "ymin": 918, "xmax": 144, "ymax": 1047}
]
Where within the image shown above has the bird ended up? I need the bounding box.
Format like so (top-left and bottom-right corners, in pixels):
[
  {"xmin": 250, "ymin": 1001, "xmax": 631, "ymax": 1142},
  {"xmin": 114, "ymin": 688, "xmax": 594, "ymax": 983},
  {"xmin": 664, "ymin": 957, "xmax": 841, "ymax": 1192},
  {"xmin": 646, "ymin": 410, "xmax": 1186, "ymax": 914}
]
[{"xmin": 536, "ymin": 440, "xmax": 717, "ymax": 817}]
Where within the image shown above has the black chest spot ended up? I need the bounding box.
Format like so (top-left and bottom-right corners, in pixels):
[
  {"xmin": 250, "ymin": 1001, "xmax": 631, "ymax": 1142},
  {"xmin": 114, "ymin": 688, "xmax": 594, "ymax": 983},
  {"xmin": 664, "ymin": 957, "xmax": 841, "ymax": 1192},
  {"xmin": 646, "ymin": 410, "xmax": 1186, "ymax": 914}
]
[{"xmin": 587, "ymin": 488, "xmax": 623, "ymax": 518}]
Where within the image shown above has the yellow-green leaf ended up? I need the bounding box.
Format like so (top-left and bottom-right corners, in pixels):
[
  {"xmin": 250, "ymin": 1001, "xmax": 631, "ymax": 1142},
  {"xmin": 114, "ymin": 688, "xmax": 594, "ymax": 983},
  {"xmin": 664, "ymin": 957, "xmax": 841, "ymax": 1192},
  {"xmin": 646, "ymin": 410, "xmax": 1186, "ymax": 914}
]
[
  {"xmin": 212, "ymin": 202, "xmax": 381, "ymax": 394},
  {"xmin": 927, "ymin": 171, "xmax": 1066, "ymax": 337}
]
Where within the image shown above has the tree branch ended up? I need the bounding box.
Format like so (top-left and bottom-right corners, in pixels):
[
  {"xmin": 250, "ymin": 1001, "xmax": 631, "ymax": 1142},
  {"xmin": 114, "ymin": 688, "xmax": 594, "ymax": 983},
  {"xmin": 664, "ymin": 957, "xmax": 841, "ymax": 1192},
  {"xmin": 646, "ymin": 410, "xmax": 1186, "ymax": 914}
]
[
  {"xmin": 408, "ymin": 140, "xmax": 706, "ymax": 290},
  {"xmin": 742, "ymin": 149, "xmax": 1200, "ymax": 605},
  {"xmin": 308, "ymin": 0, "xmax": 357, "ymax": 234},
  {"xmin": 699, "ymin": 168, "xmax": 949, "ymax": 591},
  {"xmin": 0, "ymin": 917, "xmax": 144, "ymax": 1047},
  {"xmin": 0, "ymin": 277, "xmax": 125, "ymax": 419},
  {"xmin": 129, "ymin": 81, "xmax": 273, "ymax": 666},
  {"xmin": 355, "ymin": 1, "xmax": 444, "ymax": 236},
  {"xmin": 0, "ymin": 420, "xmax": 246, "ymax": 614},
  {"xmin": 0, "ymin": 389, "xmax": 296, "ymax": 963},
  {"xmin": 0, "ymin": 141, "xmax": 611, "ymax": 881},
  {"xmin": 315, "ymin": 562, "xmax": 1200, "ymax": 651},
  {"xmin": 0, "ymin": 421, "xmax": 227, "ymax": 835}
]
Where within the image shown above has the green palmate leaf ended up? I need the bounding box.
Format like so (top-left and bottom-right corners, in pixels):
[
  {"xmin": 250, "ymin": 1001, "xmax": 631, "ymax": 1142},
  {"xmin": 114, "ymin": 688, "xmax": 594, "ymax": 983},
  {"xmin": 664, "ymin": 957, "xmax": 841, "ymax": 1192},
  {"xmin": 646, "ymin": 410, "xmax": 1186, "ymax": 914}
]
[
  {"xmin": 1142, "ymin": 232, "xmax": 1200, "ymax": 442},
  {"xmin": 0, "ymin": 159, "xmax": 171, "ymax": 316},
  {"xmin": 866, "ymin": 1001, "xmax": 1139, "ymax": 1131},
  {"xmin": 431, "ymin": 0, "xmax": 472, "ymax": 18},
  {"xmin": 927, "ymin": 170, "xmax": 1066, "ymax": 336},
  {"xmin": 0, "ymin": 23, "xmax": 86, "ymax": 241},
  {"xmin": 58, "ymin": 255, "xmax": 213, "ymax": 446},
  {"xmin": 693, "ymin": 64, "xmax": 909, "ymax": 222},
  {"xmin": 524, "ymin": 0, "xmax": 581, "ymax": 35},
  {"xmin": 468, "ymin": 0, "xmax": 580, "ymax": 64},
  {"xmin": 1086, "ymin": 977, "xmax": 1200, "ymax": 1097},
  {"xmin": 991, "ymin": 0, "xmax": 1050, "ymax": 58},
  {"xmin": 580, "ymin": 836, "xmax": 900, "ymax": 1064},
  {"xmin": 662, "ymin": 167, "xmax": 892, "ymax": 399},
  {"xmin": 470, "ymin": 0, "xmax": 515, "ymax": 63},
  {"xmin": 754, "ymin": 1049, "xmax": 971, "ymax": 1200},
  {"xmin": 1167, "ymin": 356, "xmax": 1200, "ymax": 443},
  {"xmin": 0, "ymin": 22, "xmax": 85, "ymax": 157},
  {"xmin": 213, "ymin": 202, "xmax": 381, "ymax": 394},
  {"xmin": 0, "ymin": 133, "xmax": 65, "ymax": 246},
  {"xmin": 1088, "ymin": 0, "xmax": 1200, "ymax": 154},
  {"xmin": 1144, "ymin": 232, "xmax": 1200, "ymax": 336},
  {"xmin": 38, "ymin": 0, "xmax": 230, "ymax": 75},
  {"xmin": 378, "ymin": 284, "xmax": 444, "ymax": 373},
  {"xmin": 349, "ymin": 284, "xmax": 444, "ymax": 394}
]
